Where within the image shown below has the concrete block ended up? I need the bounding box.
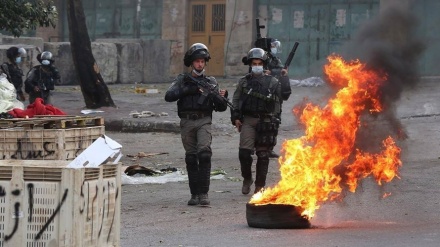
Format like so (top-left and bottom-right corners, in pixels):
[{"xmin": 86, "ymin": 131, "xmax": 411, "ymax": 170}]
[
  {"xmin": 43, "ymin": 42, "xmax": 121, "ymax": 85},
  {"xmin": 116, "ymin": 42, "xmax": 143, "ymax": 84},
  {"xmin": 142, "ymin": 39, "xmax": 171, "ymax": 83},
  {"xmin": 92, "ymin": 42, "xmax": 118, "ymax": 84},
  {"xmin": 1, "ymin": 36, "xmax": 44, "ymax": 51}
]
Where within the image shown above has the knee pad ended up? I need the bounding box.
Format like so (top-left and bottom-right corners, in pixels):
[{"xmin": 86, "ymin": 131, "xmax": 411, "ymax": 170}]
[
  {"xmin": 185, "ymin": 154, "xmax": 198, "ymax": 168},
  {"xmin": 197, "ymin": 151, "xmax": 212, "ymax": 164},
  {"xmin": 256, "ymin": 150, "xmax": 269, "ymax": 160},
  {"xmin": 239, "ymin": 148, "xmax": 253, "ymax": 164}
]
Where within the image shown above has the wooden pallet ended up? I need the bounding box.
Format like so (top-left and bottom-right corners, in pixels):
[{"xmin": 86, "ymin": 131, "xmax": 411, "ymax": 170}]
[{"xmin": 0, "ymin": 116, "xmax": 104, "ymax": 129}]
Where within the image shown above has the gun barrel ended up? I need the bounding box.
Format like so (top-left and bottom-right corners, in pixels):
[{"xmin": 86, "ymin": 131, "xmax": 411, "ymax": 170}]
[{"xmin": 283, "ymin": 42, "xmax": 300, "ymax": 69}]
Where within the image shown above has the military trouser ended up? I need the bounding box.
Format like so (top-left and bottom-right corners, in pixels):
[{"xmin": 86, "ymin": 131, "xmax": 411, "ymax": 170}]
[
  {"xmin": 28, "ymin": 90, "xmax": 52, "ymax": 105},
  {"xmin": 238, "ymin": 115, "xmax": 279, "ymax": 188},
  {"xmin": 180, "ymin": 116, "xmax": 213, "ymax": 195}
]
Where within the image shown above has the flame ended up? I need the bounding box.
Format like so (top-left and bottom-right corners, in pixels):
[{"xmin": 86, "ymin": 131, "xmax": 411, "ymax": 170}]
[{"xmin": 250, "ymin": 55, "xmax": 402, "ymax": 218}]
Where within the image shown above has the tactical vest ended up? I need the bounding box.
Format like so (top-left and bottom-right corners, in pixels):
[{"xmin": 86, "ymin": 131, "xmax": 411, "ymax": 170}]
[
  {"xmin": 239, "ymin": 75, "xmax": 279, "ymax": 114},
  {"xmin": 176, "ymin": 75, "xmax": 217, "ymax": 114}
]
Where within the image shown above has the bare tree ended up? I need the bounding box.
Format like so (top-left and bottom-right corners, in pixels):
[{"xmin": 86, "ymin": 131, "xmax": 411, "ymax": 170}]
[{"xmin": 66, "ymin": 0, "xmax": 115, "ymax": 109}]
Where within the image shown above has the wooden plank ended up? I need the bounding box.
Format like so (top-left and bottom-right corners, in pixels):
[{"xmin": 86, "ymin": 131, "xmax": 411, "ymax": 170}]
[{"xmin": 0, "ymin": 116, "xmax": 105, "ymax": 129}]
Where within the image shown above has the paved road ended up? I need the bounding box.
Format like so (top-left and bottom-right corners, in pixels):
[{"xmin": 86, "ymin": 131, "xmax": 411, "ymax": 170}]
[{"xmin": 60, "ymin": 78, "xmax": 440, "ymax": 247}]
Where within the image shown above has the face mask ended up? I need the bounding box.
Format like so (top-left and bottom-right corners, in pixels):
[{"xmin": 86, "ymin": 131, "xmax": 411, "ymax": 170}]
[
  {"xmin": 192, "ymin": 68, "xmax": 205, "ymax": 76},
  {"xmin": 270, "ymin": 48, "xmax": 277, "ymax": 54},
  {"xmin": 251, "ymin": 66, "xmax": 264, "ymax": 75},
  {"xmin": 15, "ymin": 57, "xmax": 22, "ymax": 64},
  {"xmin": 42, "ymin": 60, "xmax": 50, "ymax": 65}
]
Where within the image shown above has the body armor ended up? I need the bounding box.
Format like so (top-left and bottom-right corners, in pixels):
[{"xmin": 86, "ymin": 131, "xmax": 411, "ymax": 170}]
[
  {"xmin": 164, "ymin": 73, "xmax": 227, "ymax": 116},
  {"xmin": 240, "ymin": 75, "xmax": 279, "ymax": 114}
]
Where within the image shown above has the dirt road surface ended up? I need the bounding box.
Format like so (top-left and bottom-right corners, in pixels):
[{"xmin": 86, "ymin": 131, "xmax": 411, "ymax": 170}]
[{"xmin": 54, "ymin": 79, "xmax": 440, "ymax": 247}]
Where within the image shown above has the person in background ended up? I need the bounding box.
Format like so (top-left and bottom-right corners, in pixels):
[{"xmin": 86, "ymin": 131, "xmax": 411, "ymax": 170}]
[
  {"xmin": 264, "ymin": 38, "xmax": 291, "ymax": 158},
  {"xmin": 231, "ymin": 48, "xmax": 291, "ymax": 195},
  {"xmin": 164, "ymin": 43, "xmax": 228, "ymax": 206},
  {"xmin": 24, "ymin": 51, "xmax": 60, "ymax": 105},
  {"xmin": 1, "ymin": 46, "xmax": 27, "ymax": 102}
]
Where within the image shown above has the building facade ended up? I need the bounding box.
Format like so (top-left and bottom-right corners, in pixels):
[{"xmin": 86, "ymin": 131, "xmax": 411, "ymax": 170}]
[{"xmin": 3, "ymin": 0, "xmax": 438, "ymax": 83}]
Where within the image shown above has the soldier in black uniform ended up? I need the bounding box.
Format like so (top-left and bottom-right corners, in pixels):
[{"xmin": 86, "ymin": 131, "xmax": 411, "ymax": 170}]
[
  {"xmin": 165, "ymin": 43, "xmax": 228, "ymax": 206},
  {"xmin": 24, "ymin": 51, "xmax": 61, "ymax": 105},
  {"xmin": 231, "ymin": 48, "xmax": 291, "ymax": 194},
  {"xmin": 1, "ymin": 46, "xmax": 27, "ymax": 102},
  {"xmin": 265, "ymin": 38, "xmax": 291, "ymax": 158}
]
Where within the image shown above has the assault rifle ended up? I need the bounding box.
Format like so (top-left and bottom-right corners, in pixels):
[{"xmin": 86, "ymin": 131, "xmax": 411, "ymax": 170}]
[
  {"xmin": 186, "ymin": 74, "xmax": 235, "ymax": 110},
  {"xmin": 254, "ymin": 19, "xmax": 269, "ymax": 52},
  {"xmin": 283, "ymin": 42, "xmax": 299, "ymax": 69}
]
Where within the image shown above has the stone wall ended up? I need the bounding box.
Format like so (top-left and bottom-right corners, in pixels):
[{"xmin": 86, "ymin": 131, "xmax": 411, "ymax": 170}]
[{"xmin": 1, "ymin": 37, "xmax": 172, "ymax": 85}]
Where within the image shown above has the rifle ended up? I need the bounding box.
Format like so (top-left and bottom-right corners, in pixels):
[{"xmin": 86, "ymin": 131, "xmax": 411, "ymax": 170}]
[
  {"xmin": 254, "ymin": 19, "xmax": 269, "ymax": 52},
  {"xmin": 186, "ymin": 74, "xmax": 235, "ymax": 110},
  {"xmin": 283, "ymin": 42, "xmax": 299, "ymax": 69}
]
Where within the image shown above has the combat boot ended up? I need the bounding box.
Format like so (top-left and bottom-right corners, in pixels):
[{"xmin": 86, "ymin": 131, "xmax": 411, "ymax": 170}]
[
  {"xmin": 187, "ymin": 194, "xmax": 199, "ymax": 206},
  {"xmin": 199, "ymin": 193, "xmax": 210, "ymax": 206},
  {"xmin": 242, "ymin": 178, "xmax": 254, "ymax": 195}
]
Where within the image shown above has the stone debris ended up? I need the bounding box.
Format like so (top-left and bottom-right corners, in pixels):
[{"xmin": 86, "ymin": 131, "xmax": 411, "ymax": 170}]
[{"xmin": 129, "ymin": 110, "xmax": 169, "ymax": 118}]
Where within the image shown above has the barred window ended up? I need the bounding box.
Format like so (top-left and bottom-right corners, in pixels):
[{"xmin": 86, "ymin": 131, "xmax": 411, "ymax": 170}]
[
  {"xmin": 192, "ymin": 5, "xmax": 205, "ymax": 32},
  {"xmin": 212, "ymin": 4, "xmax": 225, "ymax": 32}
]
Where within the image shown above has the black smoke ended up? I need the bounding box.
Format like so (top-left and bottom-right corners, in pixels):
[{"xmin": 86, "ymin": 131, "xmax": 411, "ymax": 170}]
[{"xmin": 339, "ymin": 2, "xmax": 426, "ymax": 154}]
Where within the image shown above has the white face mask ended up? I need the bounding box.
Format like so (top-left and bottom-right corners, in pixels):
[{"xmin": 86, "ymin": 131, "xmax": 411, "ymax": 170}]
[
  {"xmin": 42, "ymin": 60, "xmax": 50, "ymax": 65},
  {"xmin": 270, "ymin": 48, "xmax": 277, "ymax": 54},
  {"xmin": 192, "ymin": 68, "xmax": 205, "ymax": 76},
  {"xmin": 251, "ymin": 66, "xmax": 264, "ymax": 75}
]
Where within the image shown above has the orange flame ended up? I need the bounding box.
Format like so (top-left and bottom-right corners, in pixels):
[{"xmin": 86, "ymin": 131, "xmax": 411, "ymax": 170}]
[{"xmin": 250, "ymin": 55, "xmax": 402, "ymax": 218}]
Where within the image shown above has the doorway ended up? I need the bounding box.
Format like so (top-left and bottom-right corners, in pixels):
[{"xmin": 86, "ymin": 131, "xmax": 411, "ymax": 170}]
[{"xmin": 188, "ymin": 0, "xmax": 226, "ymax": 76}]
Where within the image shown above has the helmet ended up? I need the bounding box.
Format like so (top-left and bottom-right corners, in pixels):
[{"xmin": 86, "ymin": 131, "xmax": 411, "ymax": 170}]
[
  {"xmin": 6, "ymin": 47, "xmax": 26, "ymax": 60},
  {"xmin": 270, "ymin": 38, "xmax": 282, "ymax": 53},
  {"xmin": 41, "ymin": 51, "xmax": 53, "ymax": 61},
  {"xmin": 183, "ymin": 43, "xmax": 211, "ymax": 67},
  {"xmin": 40, "ymin": 51, "xmax": 54, "ymax": 65},
  {"xmin": 18, "ymin": 48, "xmax": 27, "ymax": 57},
  {"xmin": 246, "ymin": 48, "xmax": 268, "ymax": 65}
]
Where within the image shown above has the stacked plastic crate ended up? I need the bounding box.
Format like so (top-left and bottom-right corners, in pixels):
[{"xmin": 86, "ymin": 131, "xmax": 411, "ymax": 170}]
[{"xmin": 0, "ymin": 116, "xmax": 121, "ymax": 247}]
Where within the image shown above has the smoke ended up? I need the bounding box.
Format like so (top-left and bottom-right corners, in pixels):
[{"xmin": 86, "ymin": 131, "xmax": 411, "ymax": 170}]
[
  {"xmin": 344, "ymin": 3, "xmax": 425, "ymax": 98},
  {"xmin": 340, "ymin": 2, "xmax": 426, "ymax": 153}
]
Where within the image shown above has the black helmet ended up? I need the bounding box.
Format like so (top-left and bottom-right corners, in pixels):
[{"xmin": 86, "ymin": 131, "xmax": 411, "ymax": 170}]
[
  {"xmin": 246, "ymin": 48, "xmax": 268, "ymax": 65},
  {"xmin": 184, "ymin": 43, "xmax": 211, "ymax": 67},
  {"xmin": 40, "ymin": 51, "xmax": 54, "ymax": 65},
  {"xmin": 6, "ymin": 47, "xmax": 26, "ymax": 60}
]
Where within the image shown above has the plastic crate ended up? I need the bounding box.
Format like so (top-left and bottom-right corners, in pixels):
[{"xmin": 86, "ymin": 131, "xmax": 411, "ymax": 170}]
[
  {"xmin": 0, "ymin": 126, "xmax": 105, "ymax": 160},
  {"xmin": 0, "ymin": 160, "xmax": 121, "ymax": 247}
]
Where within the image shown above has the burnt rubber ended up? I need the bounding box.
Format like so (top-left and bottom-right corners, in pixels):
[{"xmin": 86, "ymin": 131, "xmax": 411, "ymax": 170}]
[{"xmin": 246, "ymin": 203, "xmax": 311, "ymax": 229}]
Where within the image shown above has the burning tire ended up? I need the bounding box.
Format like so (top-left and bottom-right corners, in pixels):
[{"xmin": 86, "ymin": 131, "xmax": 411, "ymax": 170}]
[{"xmin": 246, "ymin": 203, "xmax": 311, "ymax": 229}]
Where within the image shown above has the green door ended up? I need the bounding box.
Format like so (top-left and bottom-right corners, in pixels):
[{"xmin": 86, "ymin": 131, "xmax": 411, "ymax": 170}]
[
  {"xmin": 413, "ymin": 0, "xmax": 440, "ymax": 76},
  {"xmin": 62, "ymin": 0, "xmax": 162, "ymax": 41},
  {"xmin": 258, "ymin": 0, "xmax": 379, "ymax": 77}
]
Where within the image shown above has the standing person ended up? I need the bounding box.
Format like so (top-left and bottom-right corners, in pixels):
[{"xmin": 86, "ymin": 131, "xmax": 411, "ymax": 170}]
[
  {"xmin": 1, "ymin": 46, "xmax": 27, "ymax": 102},
  {"xmin": 231, "ymin": 48, "xmax": 291, "ymax": 195},
  {"xmin": 164, "ymin": 43, "xmax": 228, "ymax": 206},
  {"xmin": 265, "ymin": 38, "xmax": 291, "ymax": 158},
  {"xmin": 24, "ymin": 51, "xmax": 60, "ymax": 105}
]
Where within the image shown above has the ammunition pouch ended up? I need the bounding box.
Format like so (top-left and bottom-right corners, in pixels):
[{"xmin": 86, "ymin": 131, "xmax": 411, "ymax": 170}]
[{"xmin": 255, "ymin": 116, "xmax": 280, "ymax": 147}]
